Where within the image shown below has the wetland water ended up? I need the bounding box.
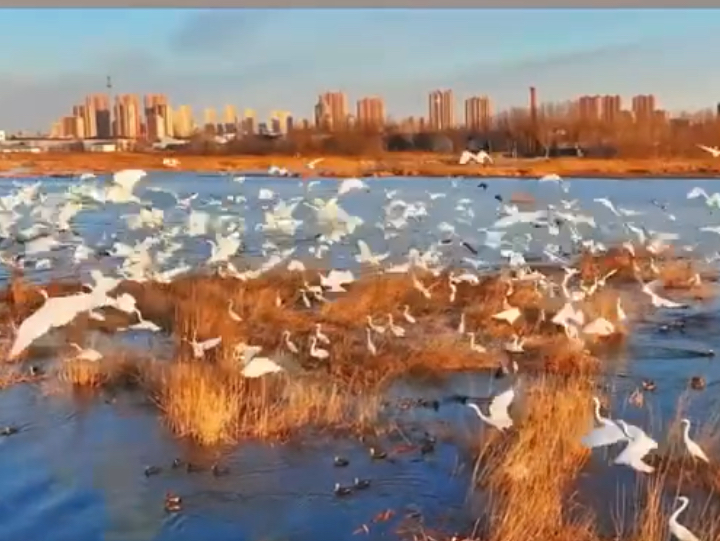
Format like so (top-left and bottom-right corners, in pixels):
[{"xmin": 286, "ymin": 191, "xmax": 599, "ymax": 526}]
[{"xmin": 0, "ymin": 173, "xmax": 719, "ymax": 541}]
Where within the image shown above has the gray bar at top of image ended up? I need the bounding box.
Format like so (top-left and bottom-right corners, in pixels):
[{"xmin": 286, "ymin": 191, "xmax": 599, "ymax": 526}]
[{"xmin": 0, "ymin": 1, "xmax": 716, "ymax": 8}]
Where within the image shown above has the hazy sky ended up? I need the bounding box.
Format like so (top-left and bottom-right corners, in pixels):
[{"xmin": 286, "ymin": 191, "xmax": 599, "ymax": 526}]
[{"xmin": 2, "ymin": 8, "xmax": 720, "ymax": 132}]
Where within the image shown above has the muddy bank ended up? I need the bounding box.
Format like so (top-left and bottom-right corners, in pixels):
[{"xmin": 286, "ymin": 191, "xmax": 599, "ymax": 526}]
[{"xmin": 2, "ymin": 152, "xmax": 720, "ymax": 179}]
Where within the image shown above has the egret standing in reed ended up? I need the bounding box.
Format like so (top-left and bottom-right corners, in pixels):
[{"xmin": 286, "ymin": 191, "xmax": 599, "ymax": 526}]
[
  {"xmin": 669, "ymin": 496, "xmax": 701, "ymax": 541},
  {"xmin": 680, "ymin": 419, "xmax": 710, "ymax": 463}
]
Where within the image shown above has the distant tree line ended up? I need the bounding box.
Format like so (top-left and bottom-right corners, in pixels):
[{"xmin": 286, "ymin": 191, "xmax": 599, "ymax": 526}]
[{"xmin": 124, "ymin": 104, "xmax": 720, "ymax": 158}]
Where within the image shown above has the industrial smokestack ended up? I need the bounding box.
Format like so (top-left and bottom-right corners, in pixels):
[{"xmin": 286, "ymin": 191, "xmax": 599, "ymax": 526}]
[{"xmin": 529, "ymin": 86, "xmax": 537, "ymax": 122}]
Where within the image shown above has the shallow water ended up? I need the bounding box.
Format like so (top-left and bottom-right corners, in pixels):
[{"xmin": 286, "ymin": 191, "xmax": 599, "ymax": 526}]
[{"xmin": 1, "ymin": 173, "xmax": 720, "ymax": 540}]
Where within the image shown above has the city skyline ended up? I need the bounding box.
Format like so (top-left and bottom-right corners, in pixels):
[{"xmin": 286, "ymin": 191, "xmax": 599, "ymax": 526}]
[
  {"xmin": 2, "ymin": 9, "xmax": 720, "ymax": 131},
  {"xmin": 49, "ymin": 86, "xmax": 696, "ymax": 142}
]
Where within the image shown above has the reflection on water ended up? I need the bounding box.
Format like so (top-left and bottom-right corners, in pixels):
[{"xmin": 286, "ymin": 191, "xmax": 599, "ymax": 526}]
[{"xmin": 0, "ymin": 174, "xmax": 720, "ymax": 540}]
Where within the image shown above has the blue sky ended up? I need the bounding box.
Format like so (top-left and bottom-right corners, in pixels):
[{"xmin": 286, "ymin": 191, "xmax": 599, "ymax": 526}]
[{"xmin": 1, "ymin": 8, "xmax": 720, "ymax": 132}]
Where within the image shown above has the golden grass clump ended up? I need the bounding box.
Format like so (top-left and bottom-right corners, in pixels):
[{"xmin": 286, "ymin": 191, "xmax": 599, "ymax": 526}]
[
  {"xmin": 59, "ymin": 358, "xmax": 105, "ymax": 387},
  {"xmin": 151, "ymin": 360, "xmax": 380, "ymax": 446},
  {"xmin": 319, "ymin": 272, "xmax": 430, "ymax": 325},
  {"xmin": 659, "ymin": 259, "xmax": 697, "ymax": 289},
  {"xmin": 154, "ymin": 361, "xmax": 241, "ymax": 445},
  {"xmin": 57, "ymin": 353, "xmax": 145, "ymax": 390},
  {"xmin": 523, "ymin": 335, "xmax": 600, "ymax": 375},
  {"xmin": 473, "ymin": 377, "xmax": 595, "ymax": 541}
]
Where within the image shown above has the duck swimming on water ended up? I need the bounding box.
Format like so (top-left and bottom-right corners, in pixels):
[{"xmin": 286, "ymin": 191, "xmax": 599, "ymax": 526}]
[
  {"xmin": 353, "ymin": 477, "xmax": 371, "ymax": 489},
  {"xmin": 334, "ymin": 483, "xmax": 353, "ymax": 496},
  {"xmin": 164, "ymin": 492, "xmax": 182, "ymax": 512},
  {"xmin": 334, "ymin": 456, "xmax": 349, "ymax": 467}
]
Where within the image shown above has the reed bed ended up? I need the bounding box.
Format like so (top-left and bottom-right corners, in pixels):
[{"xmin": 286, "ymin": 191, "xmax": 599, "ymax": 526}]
[
  {"xmin": 470, "ymin": 377, "xmax": 596, "ymax": 541},
  {"xmin": 0, "ymin": 244, "xmax": 715, "ymax": 448},
  {"xmin": 148, "ymin": 361, "xmax": 381, "ymax": 445},
  {"xmin": 0, "ymin": 243, "xmax": 719, "ymax": 541},
  {"xmin": 429, "ymin": 380, "xmax": 720, "ymax": 541}
]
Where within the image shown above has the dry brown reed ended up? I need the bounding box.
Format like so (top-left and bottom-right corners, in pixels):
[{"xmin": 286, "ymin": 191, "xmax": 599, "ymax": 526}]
[
  {"xmin": 149, "ymin": 360, "xmax": 381, "ymax": 445},
  {"xmin": 2, "ymin": 242, "xmax": 708, "ymax": 390},
  {"xmin": 0, "ymin": 243, "xmax": 716, "ymax": 449},
  {"xmin": 56, "ymin": 352, "xmax": 145, "ymax": 390},
  {"xmin": 471, "ymin": 377, "xmax": 596, "ymax": 541}
]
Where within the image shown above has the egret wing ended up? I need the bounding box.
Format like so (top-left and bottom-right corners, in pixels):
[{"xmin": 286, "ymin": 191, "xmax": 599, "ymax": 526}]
[
  {"xmin": 581, "ymin": 424, "xmax": 626, "ymax": 449},
  {"xmin": 615, "ymin": 435, "xmax": 658, "ymax": 466},
  {"xmin": 622, "ymin": 422, "xmax": 646, "ymax": 441},
  {"xmin": 357, "ymin": 240, "xmax": 372, "ymax": 261},
  {"xmin": 488, "ymin": 387, "xmax": 515, "ymax": 419},
  {"xmin": 9, "ymin": 297, "xmax": 82, "ymax": 358},
  {"xmin": 112, "ymin": 169, "xmax": 146, "ymax": 192},
  {"xmin": 242, "ymin": 357, "xmax": 283, "ymax": 378},
  {"xmin": 201, "ymin": 337, "xmax": 222, "ymax": 351}
]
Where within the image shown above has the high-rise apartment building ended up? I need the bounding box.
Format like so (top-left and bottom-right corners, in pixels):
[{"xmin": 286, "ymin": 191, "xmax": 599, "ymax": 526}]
[
  {"xmin": 60, "ymin": 115, "xmax": 84, "ymax": 138},
  {"xmin": 83, "ymin": 93, "xmax": 112, "ymax": 138},
  {"xmin": 428, "ymin": 89, "xmax": 455, "ymax": 131},
  {"xmin": 464, "ymin": 96, "xmax": 491, "ymax": 130},
  {"xmin": 631, "ymin": 94, "xmax": 656, "ymax": 123},
  {"xmin": 315, "ymin": 91, "xmax": 348, "ymax": 131},
  {"xmin": 144, "ymin": 94, "xmax": 171, "ymax": 141},
  {"xmin": 601, "ymin": 95, "xmax": 622, "ymax": 124},
  {"xmin": 577, "ymin": 95, "xmax": 601, "ymax": 122},
  {"xmin": 356, "ymin": 96, "xmax": 386, "ymax": 130},
  {"xmin": 203, "ymin": 107, "xmax": 218, "ymax": 132},
  {"xmin": 173, "ymin": 105, "xmax": 194, "ymax": 137},
  {"xmin": 114, "ymin": 94, "xmax": 142, "ymax": 139},
  {"xmin": 222, "ymin": 105, "xmax": 238, "ymax": 134},
  {"xmin": 242, "ymin": 109, "xmax": 256, "ymax": 135},
  {"xmin": 269, "ymin": 110, "xmax": 293, "ymax": 134},
  {"xmin": 223, "ymin": 105, "xmax": 238, "ymax": 124}
]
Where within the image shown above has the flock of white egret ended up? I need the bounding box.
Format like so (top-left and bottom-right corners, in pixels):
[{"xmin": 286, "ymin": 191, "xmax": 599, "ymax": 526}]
[{"xmin": 1, "ymin": 166, "xmax": 720, "ymax": 539}]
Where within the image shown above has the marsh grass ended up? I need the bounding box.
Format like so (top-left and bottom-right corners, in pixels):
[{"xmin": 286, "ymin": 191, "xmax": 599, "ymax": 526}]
[
  {"xmin": 150, "ymin": 360, "xmax": 381, "ymax": 445},
  {"xmin": 1, "ymin": 244, "xmax": 689, "ymax": 392},
  {"xmin": 451, "ymin": 385, "xmax": 720, "ymax": 541},
  {"xmin": 56, "ymin": 352, "xmax": 145, "ymax": 390},
  {"xmin": 0, "ymin": 244, "xmax": 717, "ymax": 455},
  {"xmin": 469, "ymin": 377, "xmax": 595, "ymax": 541}
]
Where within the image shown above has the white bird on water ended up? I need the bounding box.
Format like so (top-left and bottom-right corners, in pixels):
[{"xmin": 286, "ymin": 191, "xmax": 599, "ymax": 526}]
[
  {"xmin": 669, "ymin": 496, "xmax": 701, "ymax": 541},
  {"xmin": 467, "ymin": 387, "xmax": 515, "ymax": 431}
]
